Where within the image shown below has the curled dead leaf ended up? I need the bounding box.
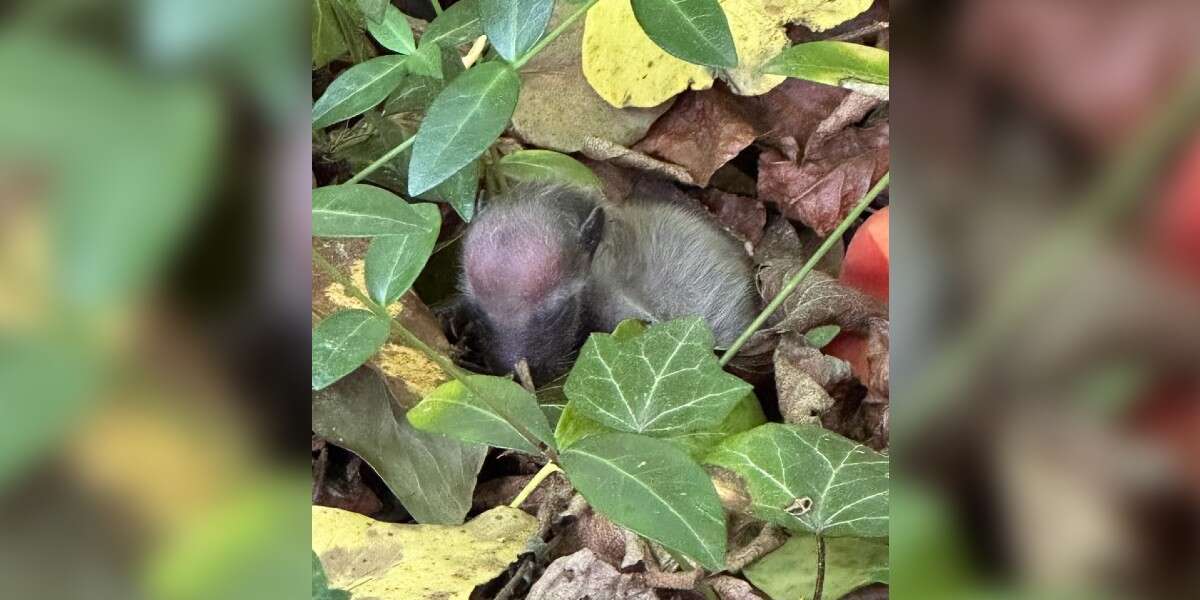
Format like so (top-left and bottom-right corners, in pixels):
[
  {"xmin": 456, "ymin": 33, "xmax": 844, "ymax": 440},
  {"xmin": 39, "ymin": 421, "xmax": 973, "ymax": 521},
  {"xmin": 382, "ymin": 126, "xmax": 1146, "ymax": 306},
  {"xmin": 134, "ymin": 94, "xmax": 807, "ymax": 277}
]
[
  {"xmin": 758, "ymin": 265, "xmax": 886, "ymax": 336},
  {"xmin": 699, "ymin": 189, "xmax": 766, "ymax": 246},
  {"xmin": 774, "ymin": 334, "xmax": 855, "ymax": 425},
  {"xmin": 527, "ymin": 549, "xmax": 657, "ymax": 600},
  {"xmin": 634, "ymin": 86, "xmax": 762, "ymax": 187}
]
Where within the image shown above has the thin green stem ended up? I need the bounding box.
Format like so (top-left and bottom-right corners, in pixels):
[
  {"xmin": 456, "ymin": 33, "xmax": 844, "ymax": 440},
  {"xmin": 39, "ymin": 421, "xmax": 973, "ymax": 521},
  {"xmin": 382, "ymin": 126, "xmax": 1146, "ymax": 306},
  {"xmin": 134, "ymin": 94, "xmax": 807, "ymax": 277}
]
[
  {"xmin": 511, "ymin": 0, "xmax": 599, "ymax": 70},
  {"xmin": 509, "ymin": 462, "xmax": 561, "ymax": 508},
  {"xmin": 429, "ymin": 0, "xmax": 442, "ymax": 16},
  {"xmin": 719, "ymin": 173, "xmax": 890, "ymax": 366},
  {"xmin": 813, "ymin": 535, "xmax": 826, "ymax": 600},
  {"xmin": 346, "ymin": 135, "xmax": 415, "ymax": 185},
  {"xmin": 313, "ymin": 248, "xmax": 558, "ymax": 461}
]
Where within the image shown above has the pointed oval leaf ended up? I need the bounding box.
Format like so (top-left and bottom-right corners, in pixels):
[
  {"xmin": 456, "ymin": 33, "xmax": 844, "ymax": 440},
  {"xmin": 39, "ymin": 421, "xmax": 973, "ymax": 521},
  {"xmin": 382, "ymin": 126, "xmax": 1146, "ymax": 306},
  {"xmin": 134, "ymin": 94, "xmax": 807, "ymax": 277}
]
[
  {"xmin": 496, "ymin": 149, "xmax": 602, "ymax": 190},
  {"xmin": 404, "ymin": 42, "xmax": 444, "ymax": 79},
  {"xmin": 563, "ymin": 317, "xmax": 752, "ymax": 436},
  {"xmin": 763, "ymin": 41, "xmax": 889, "ymax": 86},
  {"xmin": 312, "ymin": 55, "xmax": 408, "ymax": 129},
  {"xmin": 367, "ymin": 3, "xmax": 416, "ymax": 54},
  {"xmin": 631, "ymin": 0, "xmax": 737, "ymax": 68},
  {"xmin": 313, "ymin": 184, "xmax": 437, "ymax": 237},
  {"xmin": 312, "ymin": 309, "xmax": 391, "ymax": 390},
  {"xmin": 313, "ymin": 367, "xmax": 487, "ymax": 524},
  {"xmin": 561, "ymin": 432, "xmax": 727, "ymax": 570},
  {"xmin": 479, "ymin": 0, "xmax": 554, "ymax": 62},
  {"xmin": 706, "ymin": 423, "xmax": 889, "ymax": 537},
  {"xmin": 364, "ymin": 202, "xmax": 441, "ymax": 305},
  {"xmin": 408, "ymin": 375, "xmax": 556, "ymax": 454},
  {"xmin": 356, "ymin": 0, "xmax": 388, "ymax": 24},
  {"xmin": 421, "ymin": 0, "xmax": 483, "ymax": 49},
  {"xmin": 408, "ymin": 61, "xmax": 520, "ymax": 195}
]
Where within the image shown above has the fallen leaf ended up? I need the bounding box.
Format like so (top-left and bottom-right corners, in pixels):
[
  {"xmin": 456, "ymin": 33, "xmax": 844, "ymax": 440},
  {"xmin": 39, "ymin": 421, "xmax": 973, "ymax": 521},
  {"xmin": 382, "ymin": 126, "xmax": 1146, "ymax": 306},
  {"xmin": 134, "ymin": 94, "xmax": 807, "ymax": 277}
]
[
  {"xmin": 758, "ymin": 265, "xmax": 886, "ymax": 336},
  {"xmin": 512, "ymin": 1, "xmax": 673, "ymax": 153},
  {"xmin": 581, "ymin": 136, "xmax": 695, "ymax": 185},
  {"xmin": 312, "ymin": 504, "xmax": 537, "ymax": 599},
  {"xmin": 634, "ymin": 85, "xmax": 762, "ymax": 186},
  {"xmin": 527, "ymin": 549, "xmax": 657, "ymax": 600},
  {"xmin": 751, "ymin": 78, "xmax": 851, "ymax": 154},
  {"xmin": 774, "ymin": 334, "xmax": 855, "ymax": 425},
  {"xmin": 698, "ymin": 188, "xmax": 766, "ymax": 246},
  {"xmin": 743, "ymin": 533, "xmax": 889, "ymax": 600},
  {"xmin": 757, "ymin": 121, "xmax": 888, "ymax": 236}
]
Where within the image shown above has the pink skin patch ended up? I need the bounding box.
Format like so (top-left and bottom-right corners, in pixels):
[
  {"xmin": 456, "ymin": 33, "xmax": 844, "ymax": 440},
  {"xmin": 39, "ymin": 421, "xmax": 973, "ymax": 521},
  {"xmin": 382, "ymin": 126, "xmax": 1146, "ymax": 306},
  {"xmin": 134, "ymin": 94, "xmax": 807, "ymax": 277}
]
[{"xmin": 465, "ymin": 225, "xmax": 566, "ymax": 317}]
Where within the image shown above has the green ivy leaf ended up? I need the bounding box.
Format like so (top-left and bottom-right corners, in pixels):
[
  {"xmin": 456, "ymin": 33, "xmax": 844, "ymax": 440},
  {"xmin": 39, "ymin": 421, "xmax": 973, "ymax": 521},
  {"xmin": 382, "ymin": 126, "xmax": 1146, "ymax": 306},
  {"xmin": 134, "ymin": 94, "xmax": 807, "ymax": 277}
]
[
  {"xmin": 313, "ymin": 367, "xmax": 487, "ymax": 524},
  {"xmin": 706, "ymin": 423, "xmax": 889, "ymax": 537},
  {"xmin": 366, "ymin": 3, "xmax": 416, "ymax": 54},
  {"xmin": 804, "ymin": 324, "xmax": 841, "ymax": 349},
  {"xmin": 563, "ymin": 316, "xmax": 751, "ymax": 436},
  {"xmin": 312, "ymin": 551, "xmax": 350, "ymax": 600},
  {"xmin": 667, "ymin": 392, "xmax": 766, "ymax": 459},
  {"xmin": 631, "ymin": 0, "xmax": 737, "ymax": 68},
  {"xmin": 312, "ymin": 184, "xmax": 435, "ymax": 237},
  {"xmin": 560, "ymin": 432, "xmax": 727, "ymax": 570},
  {"xmin": 479, "ymin": 0, "xmax": 554, "ymax": 62},
  {"xmin": 495, "ymin": 149, "xmax": 602, "ymax": 190},
  {"xmin": 421, "ymin": 0, "xmax": 483, "ymax": 48},
  {"xmin": 408, "ymin": 61, "xmax": 520, "ymax": 195},
  {"xmin": 744, "ymin": 534, "xmax": 889, "ymax": 600},
  {"xmin": 408, "ymin": 375, "xmax": 556, "ymax": 454},
  {"xmin": 311, "ymin": 309, "xmax": 391, "ymax": 390},
  {"xmin": 364, "ymin": 202, "xmax": 441, "ymax": 305},
  {"xmin": 763, "ymin": 41, "xmax": 889, "ymax": 86},
  {"xmin": 312, "ymin": 55, "xmax": 408, "ymax": 128}
]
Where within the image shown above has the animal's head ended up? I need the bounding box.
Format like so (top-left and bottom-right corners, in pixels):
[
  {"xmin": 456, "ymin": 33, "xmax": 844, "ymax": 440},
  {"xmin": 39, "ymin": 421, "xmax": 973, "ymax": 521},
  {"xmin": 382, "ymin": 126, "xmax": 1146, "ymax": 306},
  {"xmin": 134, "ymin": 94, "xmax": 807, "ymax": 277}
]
[{"xmin": 461, "ymin": 184, "xmax": 605, "ymax": 382}]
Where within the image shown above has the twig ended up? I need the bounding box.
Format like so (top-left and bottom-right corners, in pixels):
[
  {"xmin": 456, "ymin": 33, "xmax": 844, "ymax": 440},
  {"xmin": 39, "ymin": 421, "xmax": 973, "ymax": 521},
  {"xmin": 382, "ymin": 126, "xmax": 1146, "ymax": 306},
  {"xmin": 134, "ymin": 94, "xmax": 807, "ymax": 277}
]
[
  {"xmin": 813, "ymin": 535, "xmax": 827, "ymax": 600},
  {"xmin": 720, "ymin": 173, "xmax": 890, "ymax": 366},
  {"xmin": 724, "ymin": 524, "xmax": 788, "ymax": 572},
  {"xmin": 831, "ymin": 21, "xmax": 889, "ymax": 43}
]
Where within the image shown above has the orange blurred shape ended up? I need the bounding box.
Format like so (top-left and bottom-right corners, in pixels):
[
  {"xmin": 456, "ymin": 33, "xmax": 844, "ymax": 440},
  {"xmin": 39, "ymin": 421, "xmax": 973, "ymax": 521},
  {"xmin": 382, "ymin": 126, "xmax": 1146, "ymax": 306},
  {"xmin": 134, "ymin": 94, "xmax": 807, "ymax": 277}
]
[{"xmin": 825, "ymin": 206, "xmax": 889, "ymax": 379}]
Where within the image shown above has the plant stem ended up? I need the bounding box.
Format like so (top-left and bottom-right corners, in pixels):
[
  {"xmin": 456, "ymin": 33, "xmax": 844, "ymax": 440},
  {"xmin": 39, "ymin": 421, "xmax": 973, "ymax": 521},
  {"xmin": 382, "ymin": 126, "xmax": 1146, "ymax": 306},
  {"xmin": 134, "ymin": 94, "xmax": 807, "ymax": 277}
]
[
  {"xmin": 719, "ymin": 172, "xmax": 890, "ymax": 366},
  {"xmin": 813, "ymin": 535, "xmax": 826, "ymax": 600},
  {"xmin": 429, "ymin": 0, "xmax": 442, "ymax": 16},
  {"xmin": 313, "ymin": 248, "xmax": 558, "ymax": 461},
  {"xmin": 346, "ymin": 135, "xmax": 415, "ymax": 185},
  {"xmin": 509, "ymin": 462, "xmax": 561, "ymax": 508},
  {"xmin": 511, "ymin": 0, "xmax": 599, "ymax": 70}
]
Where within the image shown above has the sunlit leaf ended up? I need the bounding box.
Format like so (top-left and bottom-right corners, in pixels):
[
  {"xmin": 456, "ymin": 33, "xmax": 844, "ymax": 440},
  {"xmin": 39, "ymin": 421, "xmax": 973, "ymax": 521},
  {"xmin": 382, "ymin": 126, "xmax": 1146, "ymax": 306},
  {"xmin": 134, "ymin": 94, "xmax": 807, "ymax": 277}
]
[{"xmin": 763, "ymin": 41, "xmax": 889, "ymax": 87}]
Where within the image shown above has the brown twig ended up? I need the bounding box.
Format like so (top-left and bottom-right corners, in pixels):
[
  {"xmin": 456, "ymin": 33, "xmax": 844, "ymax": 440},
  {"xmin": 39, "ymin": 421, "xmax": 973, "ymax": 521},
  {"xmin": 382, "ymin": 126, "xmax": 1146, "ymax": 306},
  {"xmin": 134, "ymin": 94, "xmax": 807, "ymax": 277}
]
[{"xmin": 831, "ymin": 21, "xmax": 889, "ymax": 43}]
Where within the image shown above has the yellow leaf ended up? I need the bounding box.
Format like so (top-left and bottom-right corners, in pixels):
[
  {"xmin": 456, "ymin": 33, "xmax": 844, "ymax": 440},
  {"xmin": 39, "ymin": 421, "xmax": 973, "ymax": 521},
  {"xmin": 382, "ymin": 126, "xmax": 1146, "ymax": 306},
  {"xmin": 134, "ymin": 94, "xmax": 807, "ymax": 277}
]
[
  {"xmin": 583, "ymin": 0, "xmax": 873, "ymax": 106},
  {"xmin": 312, "ymin": 506, "xmax": 538, "ymax": 599}
]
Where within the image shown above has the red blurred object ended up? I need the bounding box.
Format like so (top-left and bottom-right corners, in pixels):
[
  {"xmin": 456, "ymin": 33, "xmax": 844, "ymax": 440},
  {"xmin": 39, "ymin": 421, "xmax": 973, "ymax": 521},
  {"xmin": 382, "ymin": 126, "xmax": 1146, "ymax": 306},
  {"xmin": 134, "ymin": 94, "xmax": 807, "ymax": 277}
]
[
  {"xmin": 825, "ymin": 206, "xmax": 889, "ymax": 379},
  {"xmin": 1151, "ymin": 132, "xmax": 1200, "ymax": 284}
]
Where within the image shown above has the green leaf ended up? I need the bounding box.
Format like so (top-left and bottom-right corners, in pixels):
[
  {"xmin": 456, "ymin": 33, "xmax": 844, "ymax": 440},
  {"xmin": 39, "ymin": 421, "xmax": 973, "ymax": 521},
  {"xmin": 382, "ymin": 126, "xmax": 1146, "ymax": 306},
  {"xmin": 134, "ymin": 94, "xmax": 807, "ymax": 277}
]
[
  {"xmin": 421, "ymin": 0, "xmax": 483, "ymax": 48},
  {"xmin": 706, "ymin": 423, "xmax": 889, "ymax": 537},
  {"xmin": 804, "ymin": 324, "xmax": 841, "ymax": 349},
  {"xmin": 630, "ymin": 0, "xmax": 737, "ymax": 68},
  {"xmin": 408, "ymin": 61, "xmax": 520, "ymax": 195},
  {"xmin": 313, "ymin": 551, "xmax": 350, "ymax": 600},
  {"xmin": 496, "ymin": 149, "xmax": 602, "ymax": 190},
  {"xmin": 404, "ymin": 41, "xmax": 444, "ymax": 79},
  {"xmin": 563, "ymin": 316, "xmax": 752, "ymax": 436},
  {"xmin": 312, "ymin": 309, "xmax": 391, "ymax": 390},
  {"xmin": 356, "ymin": 0, "xmax": 388, "ymax": 23},
  {"xmin": 312, "ymin": 0, "xmax": 349, "ymax": 68},
  {"xmin": 312, "ymin": 55, "xmax": 408, "ymax": 128},
  {"xmin": 385, "ymin": 43, "xmax": 466, "ymax": 114},
  {"xmin": 408, "ymin": 375, "xmax": 556, "ymax": 454},
  {"xmin": 312, "ymin": 184, "xmax": 438, "ymax": 237},
  {"xmin": 421, "ymin": 160, "xmax": 479, "ymax": 221},
  {"xmin": 479, "ymin": 0, "xmax": 554, "ymax": 62},
  {"xmin": 667, "ymin": 392, "xmax": 766, "ymax": 459},
  {"xmin": 313, "ymin": 366, "xmax": 487, "ymax": 524},
  {"xmin": 763, "ymin": 41, "xmax": 889, "ymax": 86},
  {"xmin": 553, "ymin": 402, "xmax": 609, "ymax": 450},
  {"xmin": 744, "ymin": 534, "xmax": 889, "ymax": 600},
  {"xmin": 366, "ymin": 3, "xmax": 416, "ymax": 54},
  {"xmin": 364, "ymin": 203, "xmax": 442, "ymax": 305},
  {"xmin": 560, "ymin": 433, "xmax": 727, "ymax": 570}
]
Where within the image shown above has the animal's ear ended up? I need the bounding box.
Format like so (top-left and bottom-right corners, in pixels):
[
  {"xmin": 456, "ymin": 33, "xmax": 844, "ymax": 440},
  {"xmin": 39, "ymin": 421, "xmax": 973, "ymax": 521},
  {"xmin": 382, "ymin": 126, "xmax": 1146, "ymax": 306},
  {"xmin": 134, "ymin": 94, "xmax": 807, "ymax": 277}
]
[{"xmin": 579, "ymin": 205, "xmax": 605, "ymax": 256}]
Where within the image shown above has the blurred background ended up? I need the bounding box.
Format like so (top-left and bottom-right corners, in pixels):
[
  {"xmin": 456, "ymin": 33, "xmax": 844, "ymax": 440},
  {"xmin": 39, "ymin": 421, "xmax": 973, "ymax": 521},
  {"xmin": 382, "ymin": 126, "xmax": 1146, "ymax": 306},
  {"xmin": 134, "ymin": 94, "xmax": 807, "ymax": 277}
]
[
  {"xmin": 0, "ymin": 0, "xmax": 309, "ymax": 598},
  {"xmin": 3, "ymin": 0, "xmax": 1200, "ymax": 599},
  {"xmin": 892, "ymin": 0, "xmax": 1200, "ymax": 598}
]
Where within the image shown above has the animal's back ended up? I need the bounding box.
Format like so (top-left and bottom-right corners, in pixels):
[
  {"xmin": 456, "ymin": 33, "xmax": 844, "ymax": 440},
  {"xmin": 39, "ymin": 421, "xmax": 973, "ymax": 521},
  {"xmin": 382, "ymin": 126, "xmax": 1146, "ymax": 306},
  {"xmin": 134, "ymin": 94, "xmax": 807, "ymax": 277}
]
[{"xmin": 590, "ymin": 199, "xmax": 758, "ymax": 347}]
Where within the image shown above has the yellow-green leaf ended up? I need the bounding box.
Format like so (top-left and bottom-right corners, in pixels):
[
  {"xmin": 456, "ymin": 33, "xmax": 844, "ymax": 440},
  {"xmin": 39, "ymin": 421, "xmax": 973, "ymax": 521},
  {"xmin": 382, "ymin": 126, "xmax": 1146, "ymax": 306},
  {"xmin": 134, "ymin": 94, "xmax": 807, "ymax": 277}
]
[
  {"xmin": 312, "ymin": 505, "xmax": 537, "ymax": 600},
  {"xmin": 496, "ymin": 149, "xmax": 603, "ymax": 190},
  {"xmin": 764, "ymin": 40, "xmax": 889, "ymax": 86}
]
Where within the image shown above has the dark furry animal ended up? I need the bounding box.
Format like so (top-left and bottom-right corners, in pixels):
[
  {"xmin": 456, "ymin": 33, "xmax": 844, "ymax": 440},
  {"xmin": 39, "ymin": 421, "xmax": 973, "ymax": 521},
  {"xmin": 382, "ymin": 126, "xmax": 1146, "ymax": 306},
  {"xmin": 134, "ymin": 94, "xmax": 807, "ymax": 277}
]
[{"xmin": 460, "ymin": 183, "xmax": 757, "ymax": 382}]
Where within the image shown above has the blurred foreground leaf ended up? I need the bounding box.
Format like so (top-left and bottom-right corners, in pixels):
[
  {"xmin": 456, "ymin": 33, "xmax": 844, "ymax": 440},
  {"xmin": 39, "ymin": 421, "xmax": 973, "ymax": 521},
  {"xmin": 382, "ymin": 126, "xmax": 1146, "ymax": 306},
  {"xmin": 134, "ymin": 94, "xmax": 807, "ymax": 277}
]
[
  {"xmin": 312, "ymin": 504, "xmax": 536, "ymax": 599},
  {"xmin": 312, "ymin": 366, "xmax": 486, "ymax": 524}
]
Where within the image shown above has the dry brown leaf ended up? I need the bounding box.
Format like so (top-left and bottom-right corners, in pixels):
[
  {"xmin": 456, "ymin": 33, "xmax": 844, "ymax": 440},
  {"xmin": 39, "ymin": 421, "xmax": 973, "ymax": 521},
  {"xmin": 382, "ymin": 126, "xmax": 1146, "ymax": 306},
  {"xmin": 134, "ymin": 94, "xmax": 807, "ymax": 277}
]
[
  {"xmin": 774, "ymin": 334, "xmax": 856, "ymax": 425},
  {"xmin": 759, "ymin": 265, "xmax": 886, "ymax": 335},
  {"xmin": 709, "ymin": 575, "xmax": 768, "ymax": 600},
  {"xmin": 865, "ymin": 316, "xmax": 889, "ymax": 397},
  {"xmin": 634, "ymin": 86, "xmax": 762, "ymax": 186},
  {"xmin": 581, "ymin": 136, "xmax": 695, "ymax": 185},
  {"xmin": 699, "ymin": 189, "xmax": 766, "ymax": 246},
  {"xmin": 752, "ymin": 78, "xmax": 850, "ymax": 154},
  {"xmin": 528, "ymin": 549, "xmax": 657, "ymax": 600}
]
